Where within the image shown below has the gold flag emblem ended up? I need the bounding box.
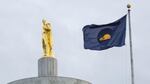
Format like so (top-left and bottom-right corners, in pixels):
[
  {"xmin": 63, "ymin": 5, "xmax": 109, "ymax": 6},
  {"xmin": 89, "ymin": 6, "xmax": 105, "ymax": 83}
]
[{"xmin": 99, "ymin": 34, "xmax": 111, "ymax": 42}]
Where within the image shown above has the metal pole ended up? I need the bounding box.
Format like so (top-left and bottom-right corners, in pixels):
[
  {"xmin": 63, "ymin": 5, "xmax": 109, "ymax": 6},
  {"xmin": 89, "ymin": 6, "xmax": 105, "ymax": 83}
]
[{"xmin": 127, "ymin": 4, "xmax": 135, "ymax": 84}]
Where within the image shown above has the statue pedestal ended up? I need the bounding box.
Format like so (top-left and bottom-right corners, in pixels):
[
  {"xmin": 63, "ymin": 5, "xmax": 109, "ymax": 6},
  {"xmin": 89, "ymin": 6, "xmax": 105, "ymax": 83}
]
[
  {"xmin": 8, "ymin": 57, "xmax": 91, "ymax": 84},
  {"xmin": 38, "ymin": 57, "xmax": 57, "ymax": 77}
]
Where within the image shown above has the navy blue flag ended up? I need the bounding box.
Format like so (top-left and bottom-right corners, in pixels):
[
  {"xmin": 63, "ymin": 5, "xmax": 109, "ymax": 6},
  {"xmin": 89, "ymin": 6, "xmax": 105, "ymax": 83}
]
[{"xmin": 83, "ymin": 15, "xmax": 127, "ymax": 50}]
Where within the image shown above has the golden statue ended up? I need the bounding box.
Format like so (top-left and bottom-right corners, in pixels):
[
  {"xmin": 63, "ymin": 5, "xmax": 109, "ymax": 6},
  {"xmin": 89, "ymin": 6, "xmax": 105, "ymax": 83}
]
[{"xmin": 42, "ymin": 19, "xmax": 54, "ymax": 57}]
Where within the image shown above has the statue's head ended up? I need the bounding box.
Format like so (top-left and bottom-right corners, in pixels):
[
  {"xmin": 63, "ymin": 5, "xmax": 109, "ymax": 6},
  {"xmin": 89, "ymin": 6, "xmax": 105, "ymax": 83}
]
[
  {"xmin": 42, "ymin": 19, "xmax": 51, "ymax": 29},
  {"xmin": 42, "ymin": 19, "xmax": 47, "ymax": 25}
]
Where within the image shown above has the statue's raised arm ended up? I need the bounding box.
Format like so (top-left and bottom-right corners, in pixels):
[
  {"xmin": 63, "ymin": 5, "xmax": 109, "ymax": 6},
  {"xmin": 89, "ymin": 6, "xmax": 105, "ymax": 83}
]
[{"xmin": 42, "ymin": 19, "xmax": 54, "ymax": 57}]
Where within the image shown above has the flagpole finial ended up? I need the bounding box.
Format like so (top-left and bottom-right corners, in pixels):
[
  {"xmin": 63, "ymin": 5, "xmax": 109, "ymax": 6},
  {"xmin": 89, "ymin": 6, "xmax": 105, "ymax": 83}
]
[{"xmin": 127, "ymin": 4, "xmax": 131, "ymax": 10}]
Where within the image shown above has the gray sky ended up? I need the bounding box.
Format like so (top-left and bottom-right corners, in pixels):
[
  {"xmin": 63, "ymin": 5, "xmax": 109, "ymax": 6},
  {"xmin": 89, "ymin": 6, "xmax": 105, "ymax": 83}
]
[{"xmin": 0, "ymin": 0, "xmax": 150, "ymax": 84}]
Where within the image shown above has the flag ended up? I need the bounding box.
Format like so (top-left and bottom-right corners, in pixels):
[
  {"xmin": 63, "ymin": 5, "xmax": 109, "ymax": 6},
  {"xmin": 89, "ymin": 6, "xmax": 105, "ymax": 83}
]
[{"xmin": 83, "ymin": 15, "xmax": 127, "ymax": 50}]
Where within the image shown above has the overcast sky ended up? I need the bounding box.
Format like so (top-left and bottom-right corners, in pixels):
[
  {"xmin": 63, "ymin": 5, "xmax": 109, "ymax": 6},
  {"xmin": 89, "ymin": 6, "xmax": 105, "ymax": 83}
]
[{"xmin": 0, "ymin": 0, "xmax": 150, "ymax": 84}]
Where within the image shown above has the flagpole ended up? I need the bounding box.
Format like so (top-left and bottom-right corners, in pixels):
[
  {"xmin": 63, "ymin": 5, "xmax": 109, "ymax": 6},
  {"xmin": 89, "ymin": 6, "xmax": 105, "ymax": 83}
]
[{"xmin": 127, "ymin": 4, "xmax": 135, "ymax": 84}]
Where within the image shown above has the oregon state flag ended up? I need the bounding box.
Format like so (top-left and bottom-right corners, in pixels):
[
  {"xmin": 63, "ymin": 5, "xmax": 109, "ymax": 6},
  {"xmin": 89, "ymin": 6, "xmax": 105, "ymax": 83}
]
[{"xmin": 83, "ymin": 15, "xmax": 127, "ymax": 50}]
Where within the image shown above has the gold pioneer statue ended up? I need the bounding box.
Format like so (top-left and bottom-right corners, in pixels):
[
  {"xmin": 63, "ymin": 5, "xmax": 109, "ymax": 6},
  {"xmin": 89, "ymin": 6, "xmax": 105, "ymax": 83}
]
[{"xmin": 42, "ymin": 19, "xmax": 54, "ymax": 57}]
